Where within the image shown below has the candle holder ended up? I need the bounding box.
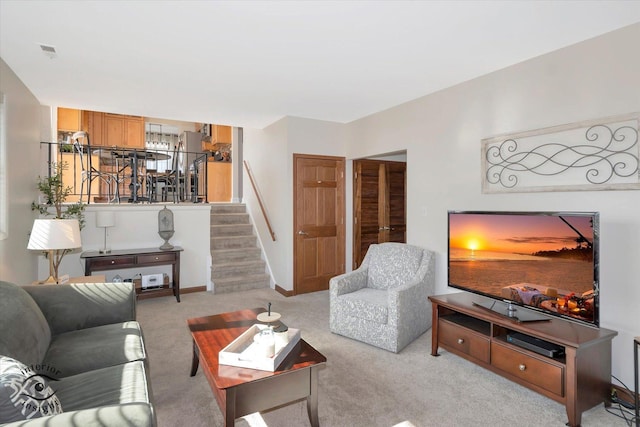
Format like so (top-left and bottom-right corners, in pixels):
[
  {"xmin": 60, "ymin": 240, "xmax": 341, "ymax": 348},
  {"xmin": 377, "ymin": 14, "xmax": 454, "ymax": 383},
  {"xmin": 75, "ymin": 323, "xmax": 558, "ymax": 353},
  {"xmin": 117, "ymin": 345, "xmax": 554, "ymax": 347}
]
[{"xmin": 257, "ymin": 302, "xmax": 281, "ymax": 324}]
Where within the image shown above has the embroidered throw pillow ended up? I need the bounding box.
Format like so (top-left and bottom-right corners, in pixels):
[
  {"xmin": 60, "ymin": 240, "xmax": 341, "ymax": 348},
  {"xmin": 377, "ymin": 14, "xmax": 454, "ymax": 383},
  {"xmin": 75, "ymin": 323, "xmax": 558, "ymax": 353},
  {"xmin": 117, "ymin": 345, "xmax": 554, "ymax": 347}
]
[{"xmin": 0, "ymin": 356, "xmax": 63, "ymax": 423}]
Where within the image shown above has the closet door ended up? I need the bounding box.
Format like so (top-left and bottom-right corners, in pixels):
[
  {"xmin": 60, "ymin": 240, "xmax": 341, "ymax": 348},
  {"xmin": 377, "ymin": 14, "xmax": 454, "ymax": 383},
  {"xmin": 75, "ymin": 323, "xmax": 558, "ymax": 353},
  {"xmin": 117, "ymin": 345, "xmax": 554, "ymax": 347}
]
[{"xmin": 353, "ymin": 159, "xmax": 406, "ymax": 268}]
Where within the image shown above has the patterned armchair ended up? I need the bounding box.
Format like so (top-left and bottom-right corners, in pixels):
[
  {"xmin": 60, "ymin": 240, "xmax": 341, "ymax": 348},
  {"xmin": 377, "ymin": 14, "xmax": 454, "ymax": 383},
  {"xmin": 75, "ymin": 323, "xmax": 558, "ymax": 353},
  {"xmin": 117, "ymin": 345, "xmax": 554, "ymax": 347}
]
[{"xmin": 329, "ymin": 243, "xmax": 435, "ymax": 353}]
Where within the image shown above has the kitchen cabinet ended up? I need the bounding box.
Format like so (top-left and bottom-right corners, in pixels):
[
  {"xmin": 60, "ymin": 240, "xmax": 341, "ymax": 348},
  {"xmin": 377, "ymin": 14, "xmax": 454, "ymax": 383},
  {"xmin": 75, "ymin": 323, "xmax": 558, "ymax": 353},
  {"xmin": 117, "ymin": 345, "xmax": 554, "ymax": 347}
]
[
  {"xmin": 201, "ymin": 124, "xmax": 232, "ymax": 151},
  {"xmin": 104, "ymin": 114, "xmax": 144, "ymax": 148},
  {"xmin": 212, "ymin": 125, "xmax": 231, "ymax": 144},
  {"xmin": 207, "ymin": 160, "xmax": 232, "ymax": 202},
  {"xmin": 125, "ymin": 116, "xmax": 145, "ymax": 148},
  {"xmin": 57, "ymin": 108, "xmax": 81, "ymax": 132},
  {"xmin": 81, "ymin": 111, "xmax": 105, "ymax": 146},
  {"xmin": 58, "ymin": 109, "xmax": 143, "ymax": 148}
]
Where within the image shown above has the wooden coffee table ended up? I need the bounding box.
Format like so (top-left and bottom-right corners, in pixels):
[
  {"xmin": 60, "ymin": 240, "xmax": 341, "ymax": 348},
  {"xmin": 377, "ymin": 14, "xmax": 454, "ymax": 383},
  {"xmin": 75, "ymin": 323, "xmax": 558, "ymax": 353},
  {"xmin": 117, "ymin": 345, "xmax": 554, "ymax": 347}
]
[{"xmin": 188, "ymin": 308, "xmax": 326, "ymax": 427}]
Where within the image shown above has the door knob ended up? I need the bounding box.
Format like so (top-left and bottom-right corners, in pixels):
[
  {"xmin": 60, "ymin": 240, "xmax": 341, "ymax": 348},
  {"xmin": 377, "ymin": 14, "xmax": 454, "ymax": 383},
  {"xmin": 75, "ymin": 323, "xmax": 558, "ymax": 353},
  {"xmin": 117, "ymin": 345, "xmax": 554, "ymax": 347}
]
[{"xmin": 297, "ymin": 230, "xmax": 308, "ymax": 235}]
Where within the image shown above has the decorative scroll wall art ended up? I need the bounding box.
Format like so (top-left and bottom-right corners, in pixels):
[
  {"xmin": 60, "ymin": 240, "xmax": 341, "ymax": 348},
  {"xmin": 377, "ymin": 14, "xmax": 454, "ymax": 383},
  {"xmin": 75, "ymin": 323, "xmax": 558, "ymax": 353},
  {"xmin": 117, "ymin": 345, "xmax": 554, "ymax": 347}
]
[{"xmin": 482, "ymin": 113, "xmax": 640, "ymax": 193}]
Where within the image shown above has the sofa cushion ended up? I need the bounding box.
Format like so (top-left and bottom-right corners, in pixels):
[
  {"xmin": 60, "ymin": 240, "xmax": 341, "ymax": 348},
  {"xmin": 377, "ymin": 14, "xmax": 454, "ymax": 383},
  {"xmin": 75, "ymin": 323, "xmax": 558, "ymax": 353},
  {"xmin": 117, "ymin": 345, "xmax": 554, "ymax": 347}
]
[
  {"xmin": 0, "ymin": 356, "xmax": 63, "ymax": 423},
  {"xmin": 42, "ymin": 321, "xmax": 146, "ymax": 378},
  {"xmin": 23, "ymin": 282, "xmax": 137, "ymax": 336},
  {"xmin": 54, "ymin": 361, "xmax": 151, "ymax": 412},
  {"xmin": 0, "ymin": 282, "xmax": 51, "ymax": 366},
  {"xmin": 0, "ymin": 404, "xmax": 154, "ymax": 427},
  {"xmin": 367, "ymin": 243, "xmax": 423, "ymax": 290},
  {"xmin": 337, "ymin": 288, "xmax": 388, "ymax": 324}
]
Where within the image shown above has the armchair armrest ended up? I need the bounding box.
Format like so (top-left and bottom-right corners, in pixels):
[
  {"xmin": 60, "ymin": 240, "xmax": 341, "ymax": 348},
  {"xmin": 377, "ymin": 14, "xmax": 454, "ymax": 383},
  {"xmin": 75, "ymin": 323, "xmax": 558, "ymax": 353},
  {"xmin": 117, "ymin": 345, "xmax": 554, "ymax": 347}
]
[
  {"xmin": 329, "ymin": 268, "xmax": 368, "ymax": 298},
  {"xmin": 387, "ymin": 250, "xmax": 436, "ymax": 327},
  {"xmin": 23, "ymin": 282, "xmax": 136, "ymax": 336}
]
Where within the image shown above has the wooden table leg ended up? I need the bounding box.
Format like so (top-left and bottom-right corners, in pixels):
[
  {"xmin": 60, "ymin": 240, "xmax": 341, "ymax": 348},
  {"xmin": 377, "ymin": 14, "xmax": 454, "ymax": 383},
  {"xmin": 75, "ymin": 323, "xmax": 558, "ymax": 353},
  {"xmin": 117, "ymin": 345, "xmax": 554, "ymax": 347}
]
[
  {"xmin": 431, "ymin": 301, "xmax": 440, "ymax": 357},
  {"xmin": 225, "ymin": 387, "xmax": 236, "ymax": 427},
  {"xmin": 173, "ymin": 254, "xmax": 181, "ymax": 302},
  {"xmin": 190, "ymin": 340, "xmax": 199, "ymax": 376},
  {"xmin": 307, "ymin": 366, "xmax": 320, "ymax": 427}
]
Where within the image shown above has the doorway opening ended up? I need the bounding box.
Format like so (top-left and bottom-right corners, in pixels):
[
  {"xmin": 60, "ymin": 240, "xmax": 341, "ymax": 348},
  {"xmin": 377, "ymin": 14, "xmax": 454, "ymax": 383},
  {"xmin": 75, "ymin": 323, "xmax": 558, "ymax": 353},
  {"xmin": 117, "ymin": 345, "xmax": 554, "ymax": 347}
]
[{"xmin": 352, "ymin": 151, "xmax": 407, "ymax": 268}]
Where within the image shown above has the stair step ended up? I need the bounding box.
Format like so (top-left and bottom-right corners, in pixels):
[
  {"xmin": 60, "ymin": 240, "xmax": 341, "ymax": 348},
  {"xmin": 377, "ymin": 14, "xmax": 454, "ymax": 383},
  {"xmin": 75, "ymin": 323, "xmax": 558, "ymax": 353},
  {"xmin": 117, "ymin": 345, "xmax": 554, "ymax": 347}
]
[
  {"xmin": 210, "ymin": 203, "xmax": 247, "ymax": 214},
  {"xmin": 212, "ymin": 248, "xmax": 262, "ymax": 263},
  {"xmin": 211, "ymin": 260, "xmax": 266, "ymax": 279},
  {"xmin": 211, "ymin": 235, "xmax": 256, "ymax": 250},
  {"xmin": 213, "ymin": 274, "xmax": 270, "ymax": 294},
  {"xmin": 210, "ymin": 213, "xmax": 250, "ymax": 225},
  {"xmin": 211, "ymin": 223, "xmax": 254, "ymax": 237}
]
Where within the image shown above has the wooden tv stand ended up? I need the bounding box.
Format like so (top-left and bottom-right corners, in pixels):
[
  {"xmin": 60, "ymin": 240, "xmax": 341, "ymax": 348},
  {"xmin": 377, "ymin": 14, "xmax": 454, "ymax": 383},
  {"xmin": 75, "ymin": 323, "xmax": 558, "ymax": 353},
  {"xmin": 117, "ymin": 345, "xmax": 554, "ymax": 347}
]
[{"xmin": 429, "ymin": 293, "xmax": 617, "ymax": 427}]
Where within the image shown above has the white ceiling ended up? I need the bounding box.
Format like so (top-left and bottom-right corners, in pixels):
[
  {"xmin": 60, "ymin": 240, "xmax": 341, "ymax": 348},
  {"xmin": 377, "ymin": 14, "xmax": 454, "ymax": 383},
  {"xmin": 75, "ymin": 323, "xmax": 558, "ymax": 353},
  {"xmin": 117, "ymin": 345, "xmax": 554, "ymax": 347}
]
[{"xmin": 1, "ymin": 1, "xmax": 640, "ymax": 129}]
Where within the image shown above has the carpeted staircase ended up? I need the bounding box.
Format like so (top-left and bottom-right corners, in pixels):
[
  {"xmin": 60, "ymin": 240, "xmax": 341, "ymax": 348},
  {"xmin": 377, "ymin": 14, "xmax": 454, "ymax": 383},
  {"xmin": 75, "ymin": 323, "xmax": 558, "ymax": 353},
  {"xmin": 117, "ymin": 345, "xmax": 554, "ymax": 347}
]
[{"xmin": 210, "ymin": 203, "xmax": 270, "ymax": 294}]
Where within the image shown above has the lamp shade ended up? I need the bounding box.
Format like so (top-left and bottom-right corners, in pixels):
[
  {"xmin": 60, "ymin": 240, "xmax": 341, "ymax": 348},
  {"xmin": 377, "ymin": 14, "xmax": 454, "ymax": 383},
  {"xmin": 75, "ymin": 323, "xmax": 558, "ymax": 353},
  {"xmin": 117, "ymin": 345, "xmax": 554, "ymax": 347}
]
[
  {"xmin": 27, "ymin": 219, "xmax": 82, "ymax": 251},
  {"xmin": 96, "ymin": 211, "xmax": 115, "ymax": 228}
]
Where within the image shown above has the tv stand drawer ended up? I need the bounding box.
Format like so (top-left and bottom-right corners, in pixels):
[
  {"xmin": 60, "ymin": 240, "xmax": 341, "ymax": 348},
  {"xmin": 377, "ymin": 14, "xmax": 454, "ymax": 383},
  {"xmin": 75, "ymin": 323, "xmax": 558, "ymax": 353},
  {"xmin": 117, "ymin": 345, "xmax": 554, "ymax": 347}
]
[
  {"xmin": 439, "ymin": 318, "xmax": 490, "ymax": 364},
  {"xmin": 492, "ymin": 341, "xmax": 563, "ymax": 396}
]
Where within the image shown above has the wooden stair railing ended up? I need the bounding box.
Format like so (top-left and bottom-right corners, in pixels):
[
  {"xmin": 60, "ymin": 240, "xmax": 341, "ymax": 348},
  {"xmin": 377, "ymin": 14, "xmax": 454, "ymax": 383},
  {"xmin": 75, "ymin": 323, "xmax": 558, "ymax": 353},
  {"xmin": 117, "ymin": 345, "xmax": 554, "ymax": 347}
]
[{"xmin": 243, "ymin": 160, "xmax": 276, "ymax": 241}]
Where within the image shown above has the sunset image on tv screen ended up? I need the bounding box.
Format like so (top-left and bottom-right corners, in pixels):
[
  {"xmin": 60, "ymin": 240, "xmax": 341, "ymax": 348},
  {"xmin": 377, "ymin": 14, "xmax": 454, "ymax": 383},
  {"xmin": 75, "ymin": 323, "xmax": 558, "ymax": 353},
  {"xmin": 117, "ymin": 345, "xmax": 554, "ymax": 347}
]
[{"xmin": 448, "ymin": 212, "xmax": 596, "ymax": 324}]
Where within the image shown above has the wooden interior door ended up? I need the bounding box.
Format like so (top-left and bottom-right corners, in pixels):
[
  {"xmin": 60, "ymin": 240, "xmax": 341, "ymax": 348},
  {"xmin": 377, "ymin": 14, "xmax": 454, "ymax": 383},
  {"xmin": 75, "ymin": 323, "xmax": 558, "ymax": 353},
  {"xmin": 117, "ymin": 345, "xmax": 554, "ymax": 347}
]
[
  {"xmin": 293, "ymin": 154, "xmax": 345, "ymax": 294},
  {"xmin": 353, "ymin": 159, "xmax": 406, "ymax": 268}
]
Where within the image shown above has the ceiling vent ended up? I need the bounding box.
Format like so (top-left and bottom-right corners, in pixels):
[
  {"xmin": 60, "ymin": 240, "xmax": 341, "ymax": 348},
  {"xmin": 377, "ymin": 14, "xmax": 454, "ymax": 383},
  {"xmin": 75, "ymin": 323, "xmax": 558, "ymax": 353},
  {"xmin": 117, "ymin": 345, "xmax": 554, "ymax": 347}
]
[{"xmin": 39, "ymin": 44, "xmax": 57, "ymax": 59}]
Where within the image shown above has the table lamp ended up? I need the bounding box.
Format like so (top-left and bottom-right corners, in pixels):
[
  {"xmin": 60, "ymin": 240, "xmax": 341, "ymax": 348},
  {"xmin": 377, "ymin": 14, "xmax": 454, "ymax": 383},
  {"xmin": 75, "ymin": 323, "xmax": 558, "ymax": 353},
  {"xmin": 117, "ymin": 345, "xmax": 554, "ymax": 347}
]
[
  {"xmin": 96, "ymin": 211, "xmax": 115, "ymax": 253},
  {"xmin": 27, "ymin": 219, "xmax": 82, "ymax": 284}
]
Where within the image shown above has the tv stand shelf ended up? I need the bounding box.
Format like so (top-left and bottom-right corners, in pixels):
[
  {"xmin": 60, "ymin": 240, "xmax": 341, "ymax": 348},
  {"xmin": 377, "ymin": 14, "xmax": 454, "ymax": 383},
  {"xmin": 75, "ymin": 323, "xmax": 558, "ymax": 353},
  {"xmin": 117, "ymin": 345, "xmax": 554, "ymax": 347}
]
[{"xmin": 429, "ymin": 293, "xmax": 617, "ymax": 427}]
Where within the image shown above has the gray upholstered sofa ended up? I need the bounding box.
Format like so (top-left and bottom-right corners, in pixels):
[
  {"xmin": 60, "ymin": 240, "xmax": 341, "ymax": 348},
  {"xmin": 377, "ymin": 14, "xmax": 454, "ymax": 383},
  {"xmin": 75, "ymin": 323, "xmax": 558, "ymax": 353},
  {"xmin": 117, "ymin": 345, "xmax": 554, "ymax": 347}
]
[
  {"xmin": 329, "ymin": 242, "xmax": 435, "ymax": 353},
  {"xmin": 0, "ymin": 281, "xmax": 155, "ymax": 426}
]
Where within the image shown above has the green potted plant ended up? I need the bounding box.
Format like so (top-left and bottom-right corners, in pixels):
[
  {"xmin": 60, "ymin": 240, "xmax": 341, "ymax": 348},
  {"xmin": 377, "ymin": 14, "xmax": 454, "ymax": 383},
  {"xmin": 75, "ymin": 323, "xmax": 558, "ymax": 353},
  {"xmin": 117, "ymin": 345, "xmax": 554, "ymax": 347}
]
[
  {"xmin": 32, "ymin": 162, "xmax": 85, "ymax": 225},
  {"xmin": 31, "ymin": 162, "xmax": 86, "ymax": 282}
]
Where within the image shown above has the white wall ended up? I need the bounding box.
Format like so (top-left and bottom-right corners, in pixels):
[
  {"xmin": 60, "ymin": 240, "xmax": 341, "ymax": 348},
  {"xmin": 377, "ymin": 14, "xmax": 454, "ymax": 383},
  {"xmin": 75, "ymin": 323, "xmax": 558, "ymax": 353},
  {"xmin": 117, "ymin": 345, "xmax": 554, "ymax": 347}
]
[
  {"xmin": 345, "ymin": 24, "xmax": 640, "ymax": 390},
  {"xmin": 243, "ymin": 118, "xmax": 289, "ymax": 289},
  {"xmin": 0, "ymin": 58, "xmax": 41, "ymax": 284}
]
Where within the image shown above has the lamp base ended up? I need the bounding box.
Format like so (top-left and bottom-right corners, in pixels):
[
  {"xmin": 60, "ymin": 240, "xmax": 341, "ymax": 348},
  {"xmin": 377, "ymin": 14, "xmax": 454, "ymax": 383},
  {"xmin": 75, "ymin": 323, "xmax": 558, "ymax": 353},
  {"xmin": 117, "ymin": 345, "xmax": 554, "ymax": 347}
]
[
  {"xmin": 99, "ymin": 247, "xmax": 111, "ymax": 254},
  {"xmin": 37, "ymin": 275, "xmax": 58, "ymax": 285}
]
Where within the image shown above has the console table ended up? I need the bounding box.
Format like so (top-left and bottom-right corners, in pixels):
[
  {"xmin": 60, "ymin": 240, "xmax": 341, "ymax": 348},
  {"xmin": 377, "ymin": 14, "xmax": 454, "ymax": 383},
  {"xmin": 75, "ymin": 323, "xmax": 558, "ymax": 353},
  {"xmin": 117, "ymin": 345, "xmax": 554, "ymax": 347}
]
[
  {"xmin": 81, "ymin": 247, "xmax": 183, "ymax": 302},
  {"xmin": 429, "ymin": 293, "xmax": 617, "ymax": 427}
]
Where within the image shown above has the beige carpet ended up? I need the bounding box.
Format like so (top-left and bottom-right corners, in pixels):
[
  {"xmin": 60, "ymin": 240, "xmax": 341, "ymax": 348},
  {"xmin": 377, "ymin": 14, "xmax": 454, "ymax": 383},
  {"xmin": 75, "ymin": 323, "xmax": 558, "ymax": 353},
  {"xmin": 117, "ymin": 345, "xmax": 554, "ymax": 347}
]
[{"xmin": 136, "ymin": 289, "xmax": 629, "ymax": 427}]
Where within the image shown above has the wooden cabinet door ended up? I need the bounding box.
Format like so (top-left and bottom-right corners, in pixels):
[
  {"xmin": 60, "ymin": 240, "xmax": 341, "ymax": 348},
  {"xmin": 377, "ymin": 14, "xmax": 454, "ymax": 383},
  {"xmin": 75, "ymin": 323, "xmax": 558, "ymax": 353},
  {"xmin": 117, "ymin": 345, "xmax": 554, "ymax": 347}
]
[
  {"xmin": 212, "ymin": 125, "xmax": 232, "ymax": 144},
  {"xmin": 58, "ymin": 108, "xmax": 81, "ymax": 131},
  {"xmin": 293, "ymin": 154, "xmax": 345, "ymax": 294},
  {"xmin": 104, "ymin": 114, "xmax": 125, "ymax": 147},
  {"xmin": 81, "ymin": 111, "xmax": 105, "ymax": 146},
  {"xmin": 124, "ymin": 116, "xmax": 144, "ymax": 148},
  {"xmin": 353, "ymin": 159, "xmax": 406, "ymax": 268},
  {"xmin": 207, "ymin": 161, "xmax": 232, "ymax": 202}
]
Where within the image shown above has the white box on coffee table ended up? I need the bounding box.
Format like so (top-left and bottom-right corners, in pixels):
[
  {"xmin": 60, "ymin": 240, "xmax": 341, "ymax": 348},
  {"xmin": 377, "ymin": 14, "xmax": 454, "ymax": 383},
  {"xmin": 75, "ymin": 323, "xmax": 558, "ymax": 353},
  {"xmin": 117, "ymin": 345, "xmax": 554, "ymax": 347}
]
[{"xmin": 219, "ymin": 324, "xmax": 301, "ymax": 372}]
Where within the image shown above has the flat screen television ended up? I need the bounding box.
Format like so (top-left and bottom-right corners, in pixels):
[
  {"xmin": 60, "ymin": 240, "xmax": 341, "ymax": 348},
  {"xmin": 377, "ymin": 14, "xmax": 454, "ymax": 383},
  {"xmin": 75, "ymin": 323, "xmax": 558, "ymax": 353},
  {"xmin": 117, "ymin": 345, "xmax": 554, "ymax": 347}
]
[{"xmin": 448, "ymin": 211, "xmax": 599, "ymax": 327}]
